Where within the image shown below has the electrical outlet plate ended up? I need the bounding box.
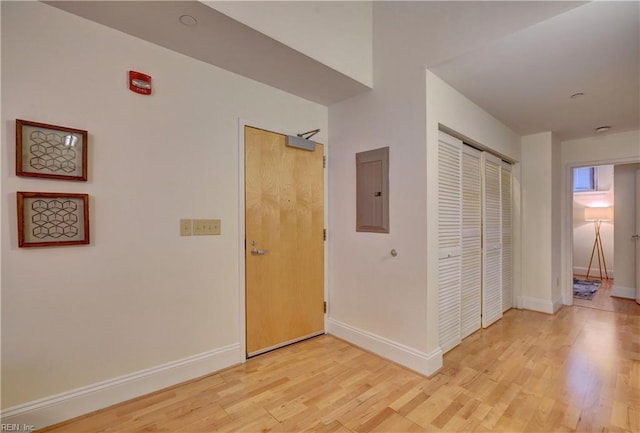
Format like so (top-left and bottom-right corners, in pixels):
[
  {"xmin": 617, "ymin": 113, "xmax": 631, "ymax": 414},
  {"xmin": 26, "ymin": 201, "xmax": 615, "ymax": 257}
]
[
  {"xmin": 193, "ymin": 219, "xmax": 221, "ymax": 235},
  {"xmin": 180, "ymin": 219, "xmax": 192, "ymax": 236}
]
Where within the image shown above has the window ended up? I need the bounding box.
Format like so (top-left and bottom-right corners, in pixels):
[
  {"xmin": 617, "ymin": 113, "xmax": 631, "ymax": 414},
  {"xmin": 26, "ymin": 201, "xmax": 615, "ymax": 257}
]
[{"xmin": 573, "ymin": 167, "xmax": 595, "ymax": 191}]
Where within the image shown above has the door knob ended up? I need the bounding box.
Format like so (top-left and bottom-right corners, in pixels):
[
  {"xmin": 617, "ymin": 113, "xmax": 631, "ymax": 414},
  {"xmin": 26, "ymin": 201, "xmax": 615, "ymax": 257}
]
[
  {"xmin": 632, "ymin": 234, "xmax": 640, "ymax": 240},
  {"xmin": 249, "ymin": 240, "xmax": 268, "ymax": 255}
]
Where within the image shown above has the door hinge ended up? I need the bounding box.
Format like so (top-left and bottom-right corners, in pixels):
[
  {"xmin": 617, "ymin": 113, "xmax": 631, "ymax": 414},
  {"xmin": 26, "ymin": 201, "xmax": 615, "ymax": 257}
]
[
  {"xmin": 323, "ymin": 228, "xmax": 327, "ymax": 241},
  {"xmin": 324, "ymin": 301, "xmax": 327, "ymax": 314},
  {"xmin": 323, "ymin": 155, "xmax": 326, "ymax": 168}
]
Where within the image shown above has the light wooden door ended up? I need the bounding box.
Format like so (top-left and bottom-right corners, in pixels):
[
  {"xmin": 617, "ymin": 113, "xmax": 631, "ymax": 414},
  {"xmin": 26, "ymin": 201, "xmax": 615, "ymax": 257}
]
[{"xmin": 244, "ymin": 126, "xmax": 325, "ymax": 357}]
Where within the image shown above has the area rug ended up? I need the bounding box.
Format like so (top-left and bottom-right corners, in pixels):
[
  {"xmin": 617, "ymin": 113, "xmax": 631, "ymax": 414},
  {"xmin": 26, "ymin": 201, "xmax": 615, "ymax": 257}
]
[{"xmin": 573, "ymin": 278, "xmax": 601, "ymax": 300}]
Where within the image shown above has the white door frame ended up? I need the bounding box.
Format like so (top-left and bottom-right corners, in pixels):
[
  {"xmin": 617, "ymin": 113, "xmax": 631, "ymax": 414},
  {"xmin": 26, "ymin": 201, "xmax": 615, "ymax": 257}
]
[
  {"xmin": 236, "ymin": 118, "xmax": 329, "ymax": 361},
  {"xmin": 563, "ymin": 156, "xmax": 640, "ymax": 305},
  {"xmin": 636, "ymin": 168, "xmax": 640, "ymax": 304}
]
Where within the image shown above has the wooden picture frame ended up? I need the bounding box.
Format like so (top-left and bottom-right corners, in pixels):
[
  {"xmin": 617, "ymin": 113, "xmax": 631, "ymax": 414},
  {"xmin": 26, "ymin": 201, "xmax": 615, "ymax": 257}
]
[
  {"xmin": 17, "ymin": 192, "xmax": 90, "ymax": 248},
  {"xmin": 16, "ymin": 119, "xmax": 88, "ymax": 181}
]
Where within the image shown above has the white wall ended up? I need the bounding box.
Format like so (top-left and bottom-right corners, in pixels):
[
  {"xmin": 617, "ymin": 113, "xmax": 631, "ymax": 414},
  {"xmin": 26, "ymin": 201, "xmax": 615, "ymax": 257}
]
[
  {"xmin": 562, "ymin": 130, "xmax": 640, "ymax": 163},
  {"xmin": 613, "ymin": 163, "xmax": 640, "ymax": 298},
  {"xmin": 560, "ymin": 130, "xmax": 640, "ymax": 304},
  {"xmin": 520, "ymin": 132, "xmax": 563, "ymax": 313},
  {"xmin": 1, "ymin": 1, "xmax": 327, "ymax": 424},
  {"xmin": 551, "ymin": 133, "xmax": 563, "ymax": 306},
  {"xmin": 595, "ymin": 165, "xmax": 614, "ymax": 191},
  {"xmin": 327, "ymin": 4, "xmax": 524, "ymax": 376},
  {"xmin": 206, "ymin": 1, "xmax": 373, "ymax": 87},
  {"xmin": 326, "ymin": 1, "xmax": 524, "ymax": 373},
  {"xmin": 425, "ymin": 72, "xmax": 521, "ymax": 163},
  {"xmin": 327, "ymin": 5, "xmax": 433, "ymax": 375}
]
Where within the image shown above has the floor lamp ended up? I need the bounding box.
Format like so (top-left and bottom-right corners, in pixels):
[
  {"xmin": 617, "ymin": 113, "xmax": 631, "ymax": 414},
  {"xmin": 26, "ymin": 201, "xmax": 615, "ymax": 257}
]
[{"xmin": 584, "ymin": 206, "xmax": 612, "ymax": 280}]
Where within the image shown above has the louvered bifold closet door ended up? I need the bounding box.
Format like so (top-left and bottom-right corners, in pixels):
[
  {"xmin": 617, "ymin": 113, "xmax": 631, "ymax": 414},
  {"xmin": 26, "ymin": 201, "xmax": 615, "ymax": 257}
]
[
  {"xmin": 482, "ymin": 153, "xmax": 502, "ymax": 328},
  {"xmin": 438, "ymin": 131, "xmax": 462, "ymax": 353},
  {"xmin": 501, "ymin": 162, "xmax": 513, "ymax": 312},
  {"xmin": 461, "ymin": 145, "xmax": 482, "ymax": 339}
]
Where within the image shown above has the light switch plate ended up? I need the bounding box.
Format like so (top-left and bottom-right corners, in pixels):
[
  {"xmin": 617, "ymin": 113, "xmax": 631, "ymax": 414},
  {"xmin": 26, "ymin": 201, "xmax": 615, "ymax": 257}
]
[{"xmin": 193, "ymin": 219, "xmax": 221, "ymax": 235}]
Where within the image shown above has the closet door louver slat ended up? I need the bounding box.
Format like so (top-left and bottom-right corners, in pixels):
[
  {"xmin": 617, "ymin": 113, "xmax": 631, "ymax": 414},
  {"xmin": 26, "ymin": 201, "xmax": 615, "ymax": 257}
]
[
  {"xmin": 438, "ymin": 132, "xmax": 462, "ymax": 353},
  {"xmin": 461, "ymin": 145, "xmax": 482, "ymax": 339},
  {"xmin": 482, "ymin": 153, "xmax": 503, "ymax": 328},
  {"xmin": 501, "ymin": 162, "xmax": 513, "ymax": 312},
  {"xmin": 437, "ymin": 132, "xmax": 510, "ymax": 351}
]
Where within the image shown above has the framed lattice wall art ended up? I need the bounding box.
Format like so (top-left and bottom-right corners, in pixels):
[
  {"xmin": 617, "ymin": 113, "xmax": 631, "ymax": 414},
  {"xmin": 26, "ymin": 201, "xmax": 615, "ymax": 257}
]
[
  {"xmin": 17, "ymin": 192, "xmax": 90, "ymax": 248},
  {"xmin": 16, "ymin": 119, "xmax": 88, "ymax": 181}
]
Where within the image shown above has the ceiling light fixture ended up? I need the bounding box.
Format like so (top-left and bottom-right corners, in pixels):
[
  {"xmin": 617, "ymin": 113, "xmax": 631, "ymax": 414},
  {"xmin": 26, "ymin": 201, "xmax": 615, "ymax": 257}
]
[
  {"xmin": 595, "ymin": 126, "xmax": 611, "ymax": 133},
  {"xmin": 179, "ymin": 14, "xmax": 197, "ymax": 27},
  {"xmin": 570, "ymin": 92, "xmax": 585, "ymax": 99}
]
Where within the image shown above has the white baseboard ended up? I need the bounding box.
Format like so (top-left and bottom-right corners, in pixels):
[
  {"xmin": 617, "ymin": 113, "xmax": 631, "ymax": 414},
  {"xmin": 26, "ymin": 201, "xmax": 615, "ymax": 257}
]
[
  {"xmin": 552, "ymin": 296, "xmax": 564, "ymax": 313},
  {"xmin": 517, "ymin": 296, "xmax": 557, "ymax": 314},
  {"xmin": 0, "ymin": 343, "xmax": 242, "ymax": 430},
  {"xmin": 327, "ymin": 318, "xmax": 442, "ymax": 377},
  {"xmin": 573, "ymin": 266, "xmax": 614, "ymax": 279},
  {"xmin": 611, "ymin": 285, "xmax": 636, "ymax": 299}
]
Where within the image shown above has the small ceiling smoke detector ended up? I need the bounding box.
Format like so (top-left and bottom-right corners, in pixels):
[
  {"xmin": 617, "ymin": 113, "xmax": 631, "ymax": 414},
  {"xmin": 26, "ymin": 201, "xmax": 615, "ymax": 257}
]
[
  {"xmin": 179, "ymin": 14, "xmax": 197, "ymax": 27},
  {"xmin": 570, "ymin": 92, "xmax": 585, "ymax": 99},
  {"xmin": 595, "ymin": 126, "xmax": 611, "ymax": 133}
]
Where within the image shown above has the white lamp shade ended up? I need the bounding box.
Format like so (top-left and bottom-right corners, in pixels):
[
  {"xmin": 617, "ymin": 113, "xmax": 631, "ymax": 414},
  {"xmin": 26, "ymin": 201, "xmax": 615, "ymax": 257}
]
[{"xmin": 584, "ymin": 206, "xmax": 612, "ymax": 221}]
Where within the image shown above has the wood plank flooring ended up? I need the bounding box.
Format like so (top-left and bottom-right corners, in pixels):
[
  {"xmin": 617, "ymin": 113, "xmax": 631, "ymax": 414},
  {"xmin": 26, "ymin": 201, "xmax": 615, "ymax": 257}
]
[
  {"xmin": 573, "ymin": 276, "xmax": 640, "ymax": 315},
  {"xmin": 40, "ymin": 306, "xmax": 640, "ymax": 433}
]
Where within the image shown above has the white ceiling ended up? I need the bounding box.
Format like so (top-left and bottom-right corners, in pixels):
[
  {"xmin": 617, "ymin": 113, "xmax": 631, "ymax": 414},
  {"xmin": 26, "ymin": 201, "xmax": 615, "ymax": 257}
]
[
  {"xmin": 45, "ymin": 1, "xmax": 370, "ymax": 106},
  {"xmin": 430, "ymin": 1, "xmax": 640, "ymax": 140},
  {"xmin": 46, "ymin": 1, "xmax": 639, "ymax": 141}
]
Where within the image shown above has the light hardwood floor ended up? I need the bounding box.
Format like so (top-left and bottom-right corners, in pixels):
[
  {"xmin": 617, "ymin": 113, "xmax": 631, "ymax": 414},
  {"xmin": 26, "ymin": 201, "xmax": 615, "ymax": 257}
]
[
  {"xmin": 573, "ymin": 276, "xmax": 640, "ymax": 315},
  {"xmin": 40, "ymin": 306, "xmax": 640, "ymax": 433}
]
